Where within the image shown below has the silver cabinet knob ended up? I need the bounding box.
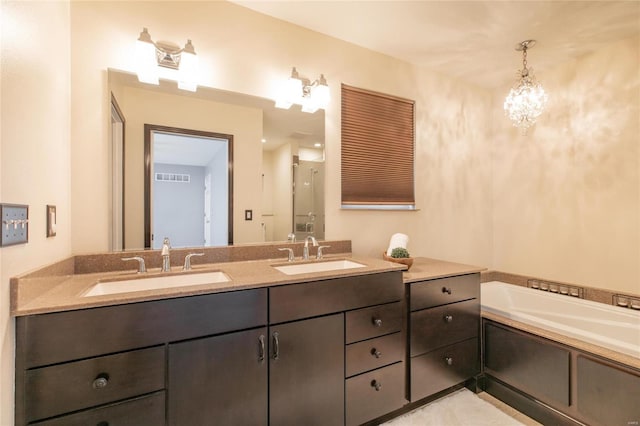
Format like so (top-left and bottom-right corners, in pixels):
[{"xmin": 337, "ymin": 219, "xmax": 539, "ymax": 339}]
[
  {"xmin": 372, "ymin": 318, "xmax": 383, "ymax": 327},
  {"xmin": 92, "ymin": 374, "xmax": 109, "ymax": 389}
]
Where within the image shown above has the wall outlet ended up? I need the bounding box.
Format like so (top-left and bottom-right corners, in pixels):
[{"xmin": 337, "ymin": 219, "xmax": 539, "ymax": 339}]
[{"xmin": 1, "ymin": 204, "xmax": 29, "ymax": 246}]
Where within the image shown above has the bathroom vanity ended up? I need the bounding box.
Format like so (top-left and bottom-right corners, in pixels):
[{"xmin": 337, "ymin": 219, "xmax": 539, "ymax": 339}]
[{"xmin": 12, "ymin": 248, "xmax": 484, "ymax": 425}]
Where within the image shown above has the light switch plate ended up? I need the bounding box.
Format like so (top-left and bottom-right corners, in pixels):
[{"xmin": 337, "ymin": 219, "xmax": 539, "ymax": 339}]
[
  {"xmin": 47, "ymin": 205, "xmax": 56, "ymax": 237},
  {"xmin": 245, "ymin": 209, "xmax": 253, "ymax": 221},
  {"xmin": 1, "ymin": 203, "xmax": 29, "ymax": 246}
]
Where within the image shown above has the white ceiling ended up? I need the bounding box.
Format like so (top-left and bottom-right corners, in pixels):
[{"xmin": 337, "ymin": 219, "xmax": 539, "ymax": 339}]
[{"xmin": 235, "ymin": 1, "xmax": 640, "ymax": 89}]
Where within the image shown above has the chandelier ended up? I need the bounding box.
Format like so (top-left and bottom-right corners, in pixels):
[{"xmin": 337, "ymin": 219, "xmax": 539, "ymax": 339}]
[{"xmin": 504, "ymin": 40, "xmax": 548, "ymax": 132}]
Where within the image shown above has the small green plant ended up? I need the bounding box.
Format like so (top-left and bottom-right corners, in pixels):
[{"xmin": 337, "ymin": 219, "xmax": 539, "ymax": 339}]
[{"xmin": 390, "ymin": 247, "xmax": 410, "ymax": 258}]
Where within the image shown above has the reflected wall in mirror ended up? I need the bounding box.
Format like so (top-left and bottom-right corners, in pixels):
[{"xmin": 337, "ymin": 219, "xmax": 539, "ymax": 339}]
[
  {"xmin": 108, "ymin": 69, "xmax": 325, "ymax": 250},
  {"xmin": 144, "ymin": 124, "xmax": 233, "ymax": 249}
]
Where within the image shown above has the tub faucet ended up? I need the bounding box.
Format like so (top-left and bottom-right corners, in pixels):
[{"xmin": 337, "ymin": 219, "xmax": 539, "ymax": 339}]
[
  {"xmin": 303, "ymin": 236, "xmax": 318, "ymax": 260},
  {"xmin": 161, "ymin": 237, "xmax": 171, "ymax": 272}
]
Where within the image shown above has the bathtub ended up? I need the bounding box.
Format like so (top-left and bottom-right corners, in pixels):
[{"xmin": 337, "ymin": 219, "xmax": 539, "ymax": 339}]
[{"xmin": 481, "ymin": 281, "xmax": 640, "ymax": 359}]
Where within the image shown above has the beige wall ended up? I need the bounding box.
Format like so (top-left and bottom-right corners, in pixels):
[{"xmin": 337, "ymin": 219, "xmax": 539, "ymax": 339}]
[
  {"xmin": 2, "ymin": 1, "xmax": 636, "ymax": 424},
  {"xmin": 113, "ymin": 84, "xmax": 263, "ymax": 248},
  {"xmin": 492, "ymin": 36, "xmax": 640, "ymax": 294},
  {"xmin": 0, "ymin": 1, "xmax": 72, "ymax": 424},
  {"xmin": 69, "ymin": 0, "xmax": 493, "ymax": 268}
]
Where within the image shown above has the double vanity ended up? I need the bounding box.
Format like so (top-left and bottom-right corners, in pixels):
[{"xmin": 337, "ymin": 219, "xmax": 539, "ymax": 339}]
[{"xmin": 11, "ymin": 241, "xmax": 484, "ymax": 425}]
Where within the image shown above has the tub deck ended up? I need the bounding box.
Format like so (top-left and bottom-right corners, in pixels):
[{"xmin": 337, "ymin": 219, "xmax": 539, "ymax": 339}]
[{"xmin": 481, "ymin": 281, "xmax": 640, "ymax": 370}]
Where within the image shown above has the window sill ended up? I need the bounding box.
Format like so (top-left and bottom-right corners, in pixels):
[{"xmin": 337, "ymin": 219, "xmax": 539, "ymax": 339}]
[{"xmin": 340, "ymin": 205, "xmax": 420, "ymax": 211}]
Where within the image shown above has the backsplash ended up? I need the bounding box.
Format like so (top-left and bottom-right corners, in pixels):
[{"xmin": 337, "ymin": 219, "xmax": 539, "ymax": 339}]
[{"xmin": 481, "ymin": 270, "xmax": 640, "ymax": 309}]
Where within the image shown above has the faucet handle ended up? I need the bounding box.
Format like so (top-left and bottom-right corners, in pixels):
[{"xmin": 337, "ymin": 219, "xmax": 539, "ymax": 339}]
[
  {"xmin": 278, "ymin": 248, "xmax": 295, "ymax": 262},
  {"xmin": 122, "ymin": 256, "xmax": 146, "ymax": 273},
  {"xmin": 316, "ymin": 245, "xmax": 331, "ymax": 260},
  {"xmin": 183, "ymin": 253, "xmax": 205, "ymax": 271}
]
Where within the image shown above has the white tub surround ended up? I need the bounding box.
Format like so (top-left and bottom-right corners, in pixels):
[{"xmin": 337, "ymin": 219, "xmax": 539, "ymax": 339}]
[{"xmin": 482, "ymin": 281, "xmax": 640, "ymax": 367}]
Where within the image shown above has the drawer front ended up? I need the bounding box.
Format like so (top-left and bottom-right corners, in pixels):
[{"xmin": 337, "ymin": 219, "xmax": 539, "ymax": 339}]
[
  {"xmin": 346, "ymin": 362, "xmax": 406, "ymax": 426},
  {"xmin": 18, "ymin": 288, "xmax": 267, "ymax": 368},
  {"xmin": 26, "ymin": 346, "xmax": 165, "ymax": 422},
  {"xmin": 34, "ymin": 391, "xmax": 166, "ymax": 426},
  {"xmin": 346, "ymin": 332, "xmax": 403, "ymax": 377},
  {"xmin": 410, "ymin": 338, "xmax": 479, "ymax": 401},
  {"xmin": 345, "ymin": 301, "xmax": 402, "ymax": 344},
  {"xmin": 410, "ymin": 273, "xmax": 479, "ymax": 311},
  {"xmin": 410, "ymin": 299, "xmax": 479, "ymax": 357},
  {"xmin": 270, "ymin": 271, "xmax": 402, "ymax": 324}
]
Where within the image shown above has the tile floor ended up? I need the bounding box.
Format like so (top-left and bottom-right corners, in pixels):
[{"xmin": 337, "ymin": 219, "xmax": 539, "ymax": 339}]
[{"xmin": 382, "ymin": 389, "xmax": 542, "ymax": 426}]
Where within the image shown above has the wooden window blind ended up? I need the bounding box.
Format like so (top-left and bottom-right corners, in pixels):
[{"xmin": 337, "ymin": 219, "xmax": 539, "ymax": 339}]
[{"xmin": 341, "ymin": 84, "xmax": 415, "ymax": 207}]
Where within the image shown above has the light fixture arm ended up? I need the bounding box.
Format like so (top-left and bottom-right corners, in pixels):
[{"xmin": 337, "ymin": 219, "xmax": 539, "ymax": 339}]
[{"xmin": 276, "ymin": 67, "xmax": 330, "ymax": 113}]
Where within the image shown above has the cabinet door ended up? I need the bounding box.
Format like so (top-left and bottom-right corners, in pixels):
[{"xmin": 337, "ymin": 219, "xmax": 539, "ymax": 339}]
[
  {"xmin": 168, "ymin": 327, "xmax": 268, "ymax": 426},
  {"xmin": 270, "ymin": 314, "xmax": 344, "ymax": 426},
  {"xmin": 484, "ymin": 322, "xmax": 570, "ymax": 407},
  {"xmin": 577, "ymin": 355, "xmax": 640, "ymax": 426}
]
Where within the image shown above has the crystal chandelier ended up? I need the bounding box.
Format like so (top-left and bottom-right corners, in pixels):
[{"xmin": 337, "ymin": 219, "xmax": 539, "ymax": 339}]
[{"xmin": 504, "ymin": 40, "xmax": 548, "ymax": 132}]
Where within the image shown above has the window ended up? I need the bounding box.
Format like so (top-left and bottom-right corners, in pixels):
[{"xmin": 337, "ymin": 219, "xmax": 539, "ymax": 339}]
[{"xmin": 341, "ymin": 84, "xmax": 415, "ymax": 209}]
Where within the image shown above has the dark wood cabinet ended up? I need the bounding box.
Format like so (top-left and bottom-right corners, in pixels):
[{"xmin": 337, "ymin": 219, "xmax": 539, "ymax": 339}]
[
  {"xmin": 16, "ymin": 271, "xmax": 406, "ymax": 425},
  {"xmin": 269, "ymin": 314, "xmax": 345, "ymax": 426},
  {"xmin": 484, "ymin": 322, "xmax": 570, "ymax": 407},
  {"xmin": 577, "ymin": 355, "xmax": 640, "ymax": 426},
  {"xmin": 168, "ymin": 327, "xmax": 268, "ymax": 426},
  {"xmin": 32, "ymin": 392, "xmax": 165, "ymax": 426},
  {"xmin": 25, "ymin": 346, "xmax": 165, "ymax": 422},
  {"xmin": 407, "ymin": 273, "xmax": 480, "ymax": 401},
  {"xmin": 346, "ymin": 362, "xmax": 405, "ymax": 426},
  {"xmin": 483, "ymin": 319, "xmax": 640, "ymax": 425}
]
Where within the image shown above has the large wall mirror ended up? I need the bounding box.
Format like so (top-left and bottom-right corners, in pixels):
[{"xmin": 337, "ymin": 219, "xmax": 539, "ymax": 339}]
[{"xmin": 108, "ymin": 69, "xmax": 325, "ymax": 251}]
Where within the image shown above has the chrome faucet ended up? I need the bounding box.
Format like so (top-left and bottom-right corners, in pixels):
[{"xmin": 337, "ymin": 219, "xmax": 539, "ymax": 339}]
[
  {"xmin": 183, "ymin": 253, "xmax": 204, "ymax": 271},
  {"xmin": 161, "ymin": 237, "xmax": 171, "ymax": 272},
  {"xmin": 303, "ymin": 236, "xmax": 318, "ymax": 260}
]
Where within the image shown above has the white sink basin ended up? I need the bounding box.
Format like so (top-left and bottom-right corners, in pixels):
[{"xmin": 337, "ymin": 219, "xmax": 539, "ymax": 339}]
[
  {"xmin": 82, "ymin": 271, "xmax": 230, "ymax": 297},
  {"xmin": 273, "ymin": 259, "xmax": 366, "ymax": 275}
]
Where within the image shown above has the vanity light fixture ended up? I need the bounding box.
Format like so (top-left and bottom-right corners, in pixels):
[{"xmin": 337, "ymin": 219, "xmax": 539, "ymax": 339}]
[
  {"xmin": 275, "ymin": 67, "xmax": 330, "ymax": 113},
  {"xmin": 135, "ymin": 27, "xmax": 199, "ymax": 92},
  {"xmin": 504, "ymin": 40, "xmax": 548, "ymax": 132}
]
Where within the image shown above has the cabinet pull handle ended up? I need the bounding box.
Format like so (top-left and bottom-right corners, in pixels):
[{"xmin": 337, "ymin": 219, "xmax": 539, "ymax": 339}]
[
  {"xmin": 442, "ymin": 287, "xmax": 452, "ymax": 295},
  {"xmin": 258, "ymin": 334, "xmax": 265, "ymax": 362},
  {"xmin": 444, "ymin": 315, "xmax": 453, "ymax": 323},
  {"xmin": 272, "ymin": 332, "xmax": 280, "ymax": 360},
  {"xmin": 372, "ymin": 317, "xmax": 383, "ymax": 327},
  {"xmin": 371, "ymin": 380, "xmax": 383, "ymax": 391},
  {"xmin": 371, "ymin": 348, "xmax": 382, "ymax": 358},
  {"xmin": 92, "ymin": 374, "xmax": 109, "ymax": 390},
  {"xmin": 445, "ymin": 357, "xmax": 453, "ymax": 366}
]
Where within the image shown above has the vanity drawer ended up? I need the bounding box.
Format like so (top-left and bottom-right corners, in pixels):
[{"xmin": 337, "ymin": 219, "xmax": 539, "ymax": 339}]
[
  {"xmin": 17, "ymin": 288, "xmax": 267, "ymax": 368},
  {"xmin": 410, "ymin": 338, "xmax": 479, "ymax": 401},
  {"xmin": 346, "ymin": 362, "xmax": 406, "ymax": 426},
  {"xmin": 32, "ymin": 391, "xmax": 165, "ymax": 426},
  {"xmin": 410, "ymin": 299, "xmax": 479, "ymax": 357},
  {"xmin": 345, "ymin": 301, "xmax": 402, "ymax": 344},
  {"xmin": 270, "ymin": 271, "xmax": 402, "ymax": 324},
  {"xmin": 346, "ymin": 332, "xmax": 403, "ymax": 377},
  {"xmin": 25, "ymin": 346, "xmax": 165, "ymax": 422},
  {"xmin": 410, "ymin": 273, "xmax": 479, "ymax": 311}
]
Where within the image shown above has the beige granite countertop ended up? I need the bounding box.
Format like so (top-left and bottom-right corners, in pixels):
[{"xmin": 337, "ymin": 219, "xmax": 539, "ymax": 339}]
[
  {"xmin": 11, "ymin": 255, "xmax": 406, "ymax": 316},
  {"xmin": 402, "ymin": 257, "xmax": 486, "ymax": 283}
]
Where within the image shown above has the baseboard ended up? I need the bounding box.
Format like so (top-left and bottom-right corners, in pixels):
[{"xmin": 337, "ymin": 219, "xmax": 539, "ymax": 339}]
[{"xmin": 484, "ymin": 375, "xmax": 584, "ymax": 426}]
